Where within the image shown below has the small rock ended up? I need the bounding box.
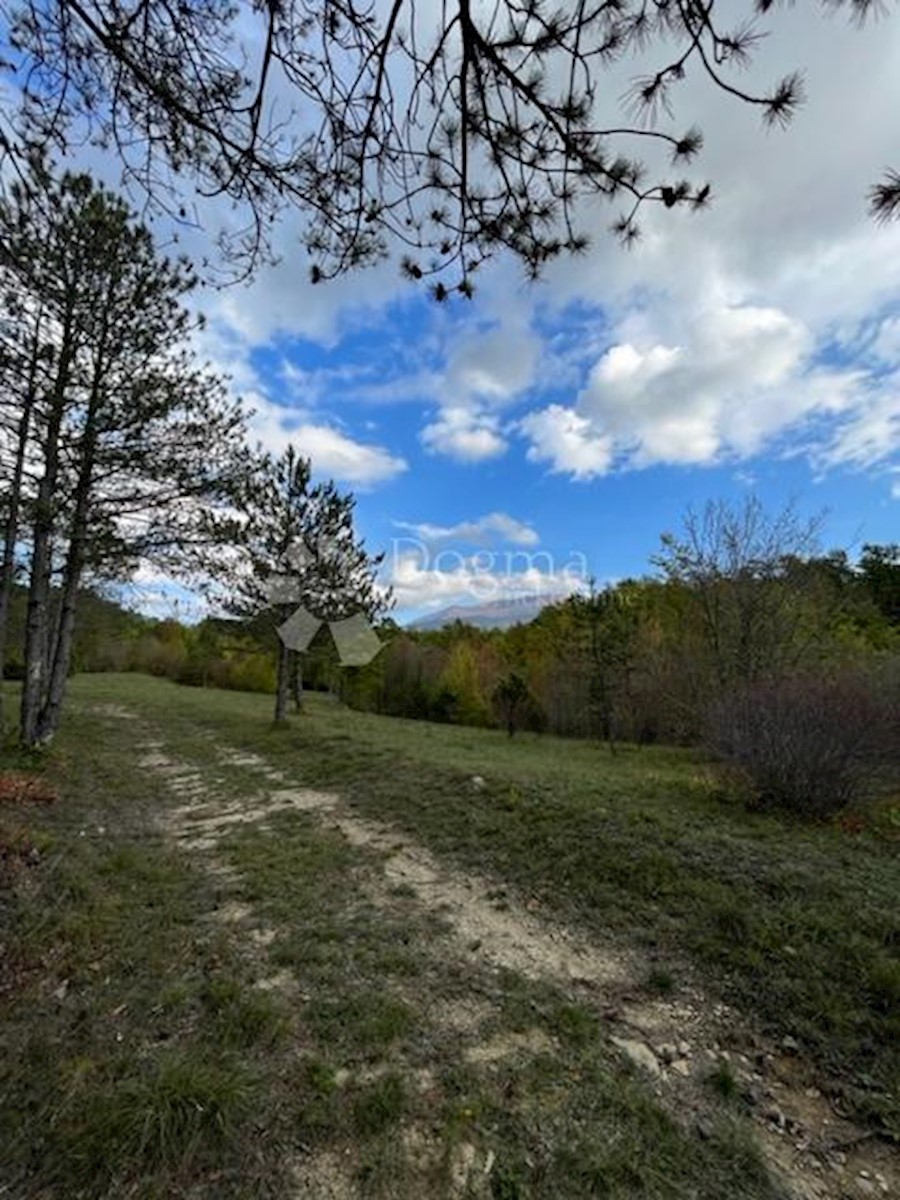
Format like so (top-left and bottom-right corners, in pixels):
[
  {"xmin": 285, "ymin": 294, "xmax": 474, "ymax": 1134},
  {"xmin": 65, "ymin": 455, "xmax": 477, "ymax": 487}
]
[
  {"xmin": 695, "ymin": 1117, "xmax": 715, "ymax": 1141},
  {"xmin": 781, "ymin": 1035, "xmax": 800, "ymax": 1053},
  {"xmin": 53, "ymin": 980, "xmax": 69, "ymax": 1001},
  {"xmin": 611, "ymin": 1037, "xmax": 662, "ymax": 1077},
  {"xmin": 677, "ymin": 1041, "xmax": 691, "ymax": 1057},
  {"xmin": 671, "ymin": 1059, "xmax": 692, "ymax": 1077},
  {"xmin": 657, "ymin": 1043, "xmax": 678, "ymax": 1065},
  {"xmin": 764, "ymin": 1105, "xmax": 786, "ymax": 1129},
  {"xmin": 471, "ymin": 775, "xmax": 486, "ymax": 790}
]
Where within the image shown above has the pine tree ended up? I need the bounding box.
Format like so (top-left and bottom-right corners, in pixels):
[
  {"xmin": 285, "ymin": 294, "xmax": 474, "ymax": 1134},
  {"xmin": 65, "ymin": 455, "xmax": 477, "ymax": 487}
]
[
  {"xmin": 0, "ymin": 165, "xmax": 248, "ymax": 744},
  {"xmin": 2, "ymin": 1, "xmax": 889, "ymax": 287},
  {"xmin": 228, "ymin": 445, "xmax": 390, "ymax": 724}
]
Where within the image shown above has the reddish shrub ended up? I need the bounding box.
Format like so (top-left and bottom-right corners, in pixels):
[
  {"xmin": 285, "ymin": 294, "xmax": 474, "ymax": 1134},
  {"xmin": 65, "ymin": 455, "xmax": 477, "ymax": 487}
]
[
  {"xmin": 706, "ymin": 668, "xmax": 899, "ymax": 820},
  {"xmin": 0, "ymin": 773, "xmax": 59, "ymax": 806}
]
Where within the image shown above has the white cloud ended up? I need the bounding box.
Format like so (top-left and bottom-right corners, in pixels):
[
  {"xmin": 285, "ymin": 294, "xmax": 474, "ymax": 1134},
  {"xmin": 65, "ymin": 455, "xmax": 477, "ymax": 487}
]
[
  {"xmin": 873, "ymin": 317, "xmax": 900, "ymax": 365},
  {"xmin": 420, "ymin": 406, "xmax": 507, "ymax": 462},
  {"xmin": 393, "ymin": 512, "xmax": 539, "ymax": 546},
  {"xmin": 818, "ymin": 378, "xmax": 900, "ymax": 471},
  {"xmin": 248, "ymin": 395, "xmax": 407, "ymax": 486},
  {"xmin": 573, "ymin": 300, "xmax": 849, "ymax": 469},
  {"xmin": 520, "ymin": 404, "xmax": 613, "ymax": 480},
  {"xmin": 445, "ymin": 321, "xmax": 539, "ymax": 402},
  {"xmin": 386, "ymin": 549, "xmax": 587, "ymax": 614},
  {"xmin": 519, "ymin": 289, "xmax": 891, "ymax": 479}
]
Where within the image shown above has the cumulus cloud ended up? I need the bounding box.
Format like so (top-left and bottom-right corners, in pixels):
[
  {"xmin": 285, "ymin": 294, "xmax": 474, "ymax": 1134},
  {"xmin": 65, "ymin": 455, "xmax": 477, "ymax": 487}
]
[
  {"xmin": 393, "ymin": 512, "xmax": 539, "ymax": 546},
  {"xmin": 249, "ymin": 395, "xmax": 407, "ymax": 485},
  {"xmin": 183, "ymin": 4, "xmax": 900, "ymax": 489},
  {"xmin": 520, "ymin": 287, "xmax": 894, "ymax": 480},
  {"xmin": 420, "ymin": 406, "xmax": 507, "ymax": 462},
  {"xmin": 520, "ymin": 404, "xmax": 613, "ymax": 480}
]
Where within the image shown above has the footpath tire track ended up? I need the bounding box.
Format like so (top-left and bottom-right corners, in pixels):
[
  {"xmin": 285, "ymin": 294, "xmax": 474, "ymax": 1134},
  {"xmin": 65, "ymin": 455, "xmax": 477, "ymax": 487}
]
[{"xmin": 105, "ymin": 707, "xmax": 897, "ymax": 1200}]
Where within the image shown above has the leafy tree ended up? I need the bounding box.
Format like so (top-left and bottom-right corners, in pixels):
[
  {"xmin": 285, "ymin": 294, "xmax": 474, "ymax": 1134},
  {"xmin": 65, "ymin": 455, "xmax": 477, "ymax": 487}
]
[
  {"xmin": 0, "ymin": 165, "xmax": 247, "ymax": 744},
  {"xmin": 492, "ymin": 672, "xmax": 530, "ymax": 738},
  {"xmin": 228, "ymin": 445, "xmax": 389, "ymax": 724},
  {"xmin": 437, "ymin": 640, "xmax": 491, "ymax": 726},
  {"xmin": 858, "ymin": 544, "xmax": 900, "ymax": 626},
  {"xmin": 571, "ymin": 580, "xmax": 640, "ymax": 751},
  {"xmin": 1, "ymin": 0, "xmax": 892, "ymax": 288},
  {"xmin": 653, "ymin": 497, "xmax": 825, "ymax": 692}
]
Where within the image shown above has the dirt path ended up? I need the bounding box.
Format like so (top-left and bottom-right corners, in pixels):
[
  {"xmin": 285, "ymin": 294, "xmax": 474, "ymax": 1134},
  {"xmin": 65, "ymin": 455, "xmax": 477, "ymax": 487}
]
[{"xmin": 127, "ymin": 717, "xmax": 895, "ymax": 1200}]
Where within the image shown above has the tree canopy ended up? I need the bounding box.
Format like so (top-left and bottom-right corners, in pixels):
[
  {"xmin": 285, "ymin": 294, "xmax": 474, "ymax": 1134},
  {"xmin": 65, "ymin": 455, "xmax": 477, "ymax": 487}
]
[
  {"xmin": 2, "ymin": 0, "xmax": 896, "ymax": 290},
  {"xmin": 0, "ymin": 166, "xmax": 248, "ymax": 743}
]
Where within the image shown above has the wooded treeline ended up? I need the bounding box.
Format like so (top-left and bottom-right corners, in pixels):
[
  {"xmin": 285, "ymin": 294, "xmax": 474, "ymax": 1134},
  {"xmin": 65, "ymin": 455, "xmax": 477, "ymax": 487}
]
[
  {"xmin": 101, "ymin": 517, "xmax": 899, "ymax": 817},
  {"xmin": 54, "ymin": 526, "xmax": 899, "ymax": 750},
  {"xmin": 0, "ymin": 165, "xmax": 384, "ymax": 743},
  {"xmin": 337, "ymin": 537, "xmax": 900, "ymax": 747}
]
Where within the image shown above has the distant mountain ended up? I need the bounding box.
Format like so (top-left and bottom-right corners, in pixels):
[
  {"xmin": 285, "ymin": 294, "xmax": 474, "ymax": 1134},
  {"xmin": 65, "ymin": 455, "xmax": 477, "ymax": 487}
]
[{"xmin": 409, "ymin": 593, "xmax": 570, "ymax": 631}]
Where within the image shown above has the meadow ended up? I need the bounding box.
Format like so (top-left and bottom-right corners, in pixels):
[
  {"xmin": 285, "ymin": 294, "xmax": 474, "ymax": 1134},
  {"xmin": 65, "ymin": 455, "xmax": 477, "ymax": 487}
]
[{"xmin": 1, "ymin": 674, "xmax": 897, "ymax": 1199}]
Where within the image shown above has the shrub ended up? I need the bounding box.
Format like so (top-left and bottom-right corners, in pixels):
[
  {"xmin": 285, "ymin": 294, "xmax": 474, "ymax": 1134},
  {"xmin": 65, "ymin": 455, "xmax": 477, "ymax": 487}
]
[{"xmin": 706, "ymin": 667, "xmax": 899, "ymax": 820}]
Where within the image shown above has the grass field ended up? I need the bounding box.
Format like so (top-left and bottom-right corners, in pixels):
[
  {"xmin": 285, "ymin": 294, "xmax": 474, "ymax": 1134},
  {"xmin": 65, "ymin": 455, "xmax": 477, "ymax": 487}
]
[{"xmin": 1, "ymin": 673, "xmax": 897, "ymax": 1199}]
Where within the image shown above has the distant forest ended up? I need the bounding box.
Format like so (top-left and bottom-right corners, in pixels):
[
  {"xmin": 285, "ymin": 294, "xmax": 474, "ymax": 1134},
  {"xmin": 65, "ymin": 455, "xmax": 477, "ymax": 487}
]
[{"xmin": 5, "ymin": 531, "xmax": 897, "ymax": 749}]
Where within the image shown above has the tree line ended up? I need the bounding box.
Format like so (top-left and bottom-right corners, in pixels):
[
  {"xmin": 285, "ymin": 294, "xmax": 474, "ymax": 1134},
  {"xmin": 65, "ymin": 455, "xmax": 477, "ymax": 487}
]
[
  {"xmin": 64, "ymin": 498, "xmax": 899, "ymax": 758},
  {"xmin": 115, "ymin": 497, "xmax": 900, "ymax": 818},
  {"xmin": 0, "ymin": 164, "xmax": 385, "ymax": 745}
]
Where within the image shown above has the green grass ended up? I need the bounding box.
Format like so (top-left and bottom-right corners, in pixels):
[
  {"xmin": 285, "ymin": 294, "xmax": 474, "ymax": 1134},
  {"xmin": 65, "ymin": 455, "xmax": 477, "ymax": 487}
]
[
  {"xmin": 2, "ymin": 671, "xmax": 894, "ymax": 1195},
  {"xmin": 66, "ymin": 673, "xmax": 899, "ymax": 1140}
]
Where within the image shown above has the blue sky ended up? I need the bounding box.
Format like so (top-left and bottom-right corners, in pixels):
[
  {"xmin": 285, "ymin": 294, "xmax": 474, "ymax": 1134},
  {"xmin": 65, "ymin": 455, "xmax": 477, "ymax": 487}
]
[{"xmin": 127, "ymin": 3, "xmax": 899, "ymax": 622}]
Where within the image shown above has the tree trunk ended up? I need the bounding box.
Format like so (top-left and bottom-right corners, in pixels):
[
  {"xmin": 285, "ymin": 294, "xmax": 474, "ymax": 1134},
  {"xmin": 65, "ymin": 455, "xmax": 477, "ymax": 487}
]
[
  {"xmin": 291, "ymin": 651, "xmax": 304, "ymax": 713},
  {"xmin": 20, "ymin": 325, "xmax": 76, "ymax": 747},
  {"xmin": 274, "ymin": 637, "xmax": 290, "ymax": 724},
  {"xmin": 0, "ymin": 310, "xmax": 44, "ymax": 730},
  {"xmin": 37, "ymin": 411, "xmax": 99, "ymax": 742}
]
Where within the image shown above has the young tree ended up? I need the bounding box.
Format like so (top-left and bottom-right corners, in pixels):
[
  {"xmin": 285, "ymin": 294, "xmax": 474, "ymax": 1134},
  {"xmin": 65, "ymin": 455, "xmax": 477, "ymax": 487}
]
[
  {"xmin": 228, "ymin": 445, "xmax": 389, "ymax": 724},
  {"xmin": 1, "ymin": 0, "xmax": 891, "ymax": 287},
  {"xmin": 653, "ymin": 497, "xmax": 824, "ymax": 695},
  {"xmin": 571, "ymin": 580, "xmax": 639, "ymax": 752},
  {"xmin": 0, "ymin": 166, "xmax": 248, "ymax": 744},
  {"xmin": 492, "ymin": 672, "xmax": 530, "ymax": 738}
]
